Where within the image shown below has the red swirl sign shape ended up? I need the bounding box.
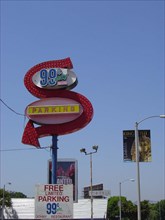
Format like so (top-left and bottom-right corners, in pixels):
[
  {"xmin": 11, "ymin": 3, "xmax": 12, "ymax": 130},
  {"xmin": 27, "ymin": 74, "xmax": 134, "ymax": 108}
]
[{"xmin": 22, "ymin": 58, "xmax": 94, "ymax": 148}]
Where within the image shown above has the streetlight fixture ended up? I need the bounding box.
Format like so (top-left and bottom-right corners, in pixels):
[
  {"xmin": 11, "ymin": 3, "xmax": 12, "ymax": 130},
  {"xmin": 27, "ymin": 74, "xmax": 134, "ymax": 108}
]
[
  {"xmin": 119, "ymin": 178, "xmax": 135, "ymax": 220},
  {"xmin": 135, "ymin": 114, "xmax": 165, "ymax": 220},
  {"xmin": 80, "ymin": 145, "xmax": 98, "ymax": 220},
  {"xmin": 1, "ymin": 182, "xmax": 11, "ymax": 220}
]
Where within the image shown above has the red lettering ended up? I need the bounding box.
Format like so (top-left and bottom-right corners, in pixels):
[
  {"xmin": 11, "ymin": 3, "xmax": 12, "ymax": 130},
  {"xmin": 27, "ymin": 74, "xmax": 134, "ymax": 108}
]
[
  {"xmin": 71, "ymin": 106, "xmax": 75, "ymax": 111},
  {"xmin": 38, "ymin": 195, "xmax": 69, "ymax": 202},
  {"xmin": 59, "ymin": 185, "xmax": 63, "ymax": 191},
  {"xmin": 38, "ymin": 108, "xmax": 42, "ymax": 113},
  {"xmin": 44, "ymin": 184, "xmax": 64, "ymax": 191},
  {"xmin": 44, "ymin": 185, "xmax": 50, "ymax": 191},
  {"xmin": 52, "ymin": 107, "xmax": 57, "ymax": 112},
  {"xmin": 63, "ymin": 106, "xmax": 68, "ymax": 112},
  {"xmin": 32, "ymin": 107, "xmax": 37, "ymax": 113},
  {"xmin": 49, "ymin": 185, "xmax": 54, "ymax": 191},
  {"xmin": 45, "ymin": 107, "xmax": 49, "ymax": 113},
  {"xmin": 38, "ymin": 196, "xmax": 43, "ymax": 201}
]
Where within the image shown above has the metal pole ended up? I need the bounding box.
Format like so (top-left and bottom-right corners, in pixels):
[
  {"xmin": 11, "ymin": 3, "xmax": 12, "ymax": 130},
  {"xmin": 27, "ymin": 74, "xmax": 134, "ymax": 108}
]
[
  {"xmin": 159, "ymin": 202, "xmax": 161, "ymax": 220},
  {"xmin": 52, "ymin": 135, "xmax": 58, "ymax": 184},
  {"xmin": 80, "ymin": 146, "xmax": 98, "ymax": 220},
  {"xmin": 134, "ymin": 115, "xmax": 165, "ymax": 220},
  {"xmin": 135, "ymin": 122, "xmax": 141, "ymax": 220},
  {"xmin": 90, "ymin": 153, "xmax": 93, "ymax": 220},
  {"xmin": 119, "ymin": 182, "xmax": 121, "ymax": 220},
  {"xmin": 1, "ymin": 185, "xmax": 5, "ymax": 220}
]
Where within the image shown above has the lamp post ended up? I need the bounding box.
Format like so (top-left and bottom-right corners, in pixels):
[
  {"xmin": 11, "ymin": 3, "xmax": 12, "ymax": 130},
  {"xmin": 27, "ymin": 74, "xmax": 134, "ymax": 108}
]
[
  {"xmin": 1, "ymin": 182, "xmax": 11, "ymax": 220},
  {"xmin": 135, "ymin": 115, "xmax": 165, "ymax": 220},
  {"xmin": 119, "ymin": 178, "xmax": 134, "ymax": 220},
  {"xmin": 80, "ymin": 145, "xmax": 98, "ymax": 220}
]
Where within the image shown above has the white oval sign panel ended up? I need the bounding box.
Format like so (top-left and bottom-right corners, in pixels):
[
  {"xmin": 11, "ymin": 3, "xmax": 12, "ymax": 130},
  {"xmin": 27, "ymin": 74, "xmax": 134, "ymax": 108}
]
[
  {"xmin": 32, "ymin": 68, "xmax": 78, "ymax": 90},
  {"xmin": 25, "ymin": 97, "xmax": 83, "ymax": 125}
]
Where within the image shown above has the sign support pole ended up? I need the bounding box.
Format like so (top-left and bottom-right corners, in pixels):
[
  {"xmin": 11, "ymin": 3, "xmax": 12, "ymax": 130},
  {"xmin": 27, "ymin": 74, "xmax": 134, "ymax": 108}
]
[{"xmin": 52, "ymin": 135, "xmax": 58, "ymax": 184}]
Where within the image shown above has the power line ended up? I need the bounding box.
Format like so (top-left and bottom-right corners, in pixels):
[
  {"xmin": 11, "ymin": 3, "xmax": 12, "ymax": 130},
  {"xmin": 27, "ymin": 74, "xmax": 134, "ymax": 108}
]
[
  {"xmin": 0, "ymin": 98, "xmax": 25, "ymax": 116},
  {"xmin": 0, "ymin": 146, "xmax": 51, "ymax": 152}
]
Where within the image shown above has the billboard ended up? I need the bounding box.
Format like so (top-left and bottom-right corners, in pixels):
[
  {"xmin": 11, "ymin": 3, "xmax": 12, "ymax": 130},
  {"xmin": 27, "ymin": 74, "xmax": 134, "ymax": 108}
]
[
  {"xmin": 35, "ymin": 184, "xmax": 73, "ymax": 219},
  {"xmin": 83, "ymin": 184, "xmax": 103, "ymax": 198},
  {"xmin": 48, "ymin": 159, "xmax": 78, "ymax": 202},
  {"xmin": 123, "ymin": 130, "xmax": 151, "ymax": 162}
]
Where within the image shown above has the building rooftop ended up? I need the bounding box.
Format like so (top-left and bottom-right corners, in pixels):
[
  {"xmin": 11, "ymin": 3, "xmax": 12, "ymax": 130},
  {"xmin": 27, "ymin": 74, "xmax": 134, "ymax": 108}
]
[{"xmin": 4, "ymin": 198, "xmax": 108, "ymax": 219}]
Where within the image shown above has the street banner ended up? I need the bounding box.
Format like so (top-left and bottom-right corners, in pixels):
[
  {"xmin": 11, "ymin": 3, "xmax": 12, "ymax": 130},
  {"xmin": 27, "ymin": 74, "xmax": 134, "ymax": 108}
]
[
  {"xmin": 35, "ymin": 184, "xmax": 73, "ymax": 219},
  {"xmin": 48, "ymin": 159, "xmax": 78, "ymax": 202},
  {"xmin": 123, "ymin": 130, "xmax": 151, "ymax": 162}
]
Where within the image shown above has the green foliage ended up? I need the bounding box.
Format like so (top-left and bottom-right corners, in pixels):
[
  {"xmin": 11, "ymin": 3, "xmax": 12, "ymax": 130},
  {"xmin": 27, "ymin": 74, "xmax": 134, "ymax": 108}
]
[
  {"xmin": 0, "ymin": 189, "xmax": 27, "ymax": 208},
  {"xmin": 156, "ymin": 200, "xmax": 165, "ymax": 220},
  {"xmin": 9, "ymin": 191, "xmax": 27, "ymax": 198},
  {"xmin": 0, "ymin": 189, "xmax": 12, "ymax": 207},
  {"xmin": 107, "ymin": 196, "xmax": 120, "ymax": 219},
  {"xmin": 107, "ymin": 196, "xmax": 136, "ymax": 220},
  {"xmin": 141, "ymin": 200, "xmax": 150, "ymax": 220},
  {"xmin": 148, "ymin": 203, "xmax": 159, "ymax": 220},
  {"xmin": 107, "ymin": 196, "xmax": 165, "ymax": 220},
  {"xmin": 123, "ymin": 200, "xmax": 137, "ymax": 220},
  {"xmin": 148, "ymin": 200, "xmax": 165, "ymax": 220}
]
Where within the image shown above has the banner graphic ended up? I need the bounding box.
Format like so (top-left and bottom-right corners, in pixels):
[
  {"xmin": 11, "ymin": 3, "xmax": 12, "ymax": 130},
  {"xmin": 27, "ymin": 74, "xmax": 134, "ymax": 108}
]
[
  {"xmin": 48, "ymin": 159, "xmax": 78, "ymax": 202},
  {"xmin": 123, "ymin": 130, "xmax": 151, "ymax": 162}
]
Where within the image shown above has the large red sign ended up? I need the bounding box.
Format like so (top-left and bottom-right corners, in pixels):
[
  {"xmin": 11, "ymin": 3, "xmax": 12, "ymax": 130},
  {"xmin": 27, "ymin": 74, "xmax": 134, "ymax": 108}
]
[{"xmin": 22, "ymin": 58, "xmax": 93, "ymax": 148}]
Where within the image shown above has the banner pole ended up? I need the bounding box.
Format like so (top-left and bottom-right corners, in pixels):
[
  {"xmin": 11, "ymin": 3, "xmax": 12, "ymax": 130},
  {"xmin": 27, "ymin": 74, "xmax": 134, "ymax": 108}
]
[{"xmin": 52, "ymin": 135, "xmax": 58, "ymax": 184}]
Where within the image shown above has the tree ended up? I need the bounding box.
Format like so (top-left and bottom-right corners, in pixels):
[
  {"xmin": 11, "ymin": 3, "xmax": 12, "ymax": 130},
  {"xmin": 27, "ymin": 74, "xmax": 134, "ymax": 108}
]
[
  {"xmin": 107, "ymin": 197, "xmax": 165, "ymax": 220},
  {"xmin": 0, "ymin": 189, "xmax": 27, "ymax": 207},
  {"xmin": 107, "ymin": 196, "xmax": 119, "ymax": 219},
  {"xmin": 9, "ymin": 191, "xmax": 27, "ymax": 198},
  {"xmin": 148, "ymin": 200, "xmax": 165, "ymax": 220},
  {"xmin": 0, "ymin": 188, "xmax": 12, "ymax": 207},
  {"xmin": 141, "ymin": 200, "xmax": 150, "ymax": 220},
  {"xmin": 156, "ymin": 200, "xmax": 165, "ymax": 220},
  {"xmin": 107, "ymin": 196, "xmax": 136, "ymax": 220},
  {"xmin": 123, "ymin": 200, "xmax": 137, "ymax": 220},
  {"xmin": 148, "ymin": 202, "xmax": 159, "ymax": 220}
]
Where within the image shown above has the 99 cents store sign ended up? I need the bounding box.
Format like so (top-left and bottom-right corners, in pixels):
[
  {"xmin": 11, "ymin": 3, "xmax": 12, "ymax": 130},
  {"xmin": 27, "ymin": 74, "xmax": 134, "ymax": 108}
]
[
  {"xmin": 22, "ymin": 58, "xmax": 94, "ymax": 219},
  {"xmin": 35, "ymin": 184, "xmax": 73, "ymax": 219},
  {"xmin": 22, "ymin": 57, "xmax": 93, "ymax": 147}
]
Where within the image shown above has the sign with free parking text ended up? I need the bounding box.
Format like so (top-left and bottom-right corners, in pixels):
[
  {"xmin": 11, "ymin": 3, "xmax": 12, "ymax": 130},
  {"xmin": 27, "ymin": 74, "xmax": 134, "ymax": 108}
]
[{"xmin": 35, "ymin": 184, "xmax": 73, "ymax": 219}]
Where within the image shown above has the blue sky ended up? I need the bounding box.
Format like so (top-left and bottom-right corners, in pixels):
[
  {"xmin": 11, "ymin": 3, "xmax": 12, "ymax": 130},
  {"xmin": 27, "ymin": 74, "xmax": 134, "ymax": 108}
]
[{"xmin": 0, "ymin": 0, "xmax": 164, "ymax": 203}]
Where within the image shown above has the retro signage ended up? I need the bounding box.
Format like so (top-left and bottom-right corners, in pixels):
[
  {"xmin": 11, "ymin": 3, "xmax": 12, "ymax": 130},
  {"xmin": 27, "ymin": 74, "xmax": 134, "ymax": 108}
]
[
  {"xmin": 22, "ymin": 90, "xmax": 93, "ymax": 147},
  {"xmin": 35, "ymin": 184, "xmax": 73, "ymax": 219},
  {"xmin": 32, "ymin": 68, "xmax": 77, "ymax": 90},
  {"xmin": 22, "ymin": 57, "xmax": 94, "ymax": 148},
  {"xmin": 24, "ymin": 58, "xmax": 76, "ymax": 99},
  {"xmin": 27, "ymin": 104, "xmax": 80, "ymax": 115},
  {"xmin": 25, "ymin": 97, "xmax": 82, "ymax": 125}
]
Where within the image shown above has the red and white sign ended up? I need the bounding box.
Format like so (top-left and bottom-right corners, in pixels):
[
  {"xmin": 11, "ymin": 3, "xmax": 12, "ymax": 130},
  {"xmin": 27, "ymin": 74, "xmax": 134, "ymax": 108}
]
[
  {"xmin": 22, "ymin": 58, "xmax": 94, "ymax": 148},
  {"xmin": 25, "ymin": 97, "xmax": 83, "ymax": 125},
  {"xmin": 35, "ymin": 184, "xmax": 73, "ymax": 219}
]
